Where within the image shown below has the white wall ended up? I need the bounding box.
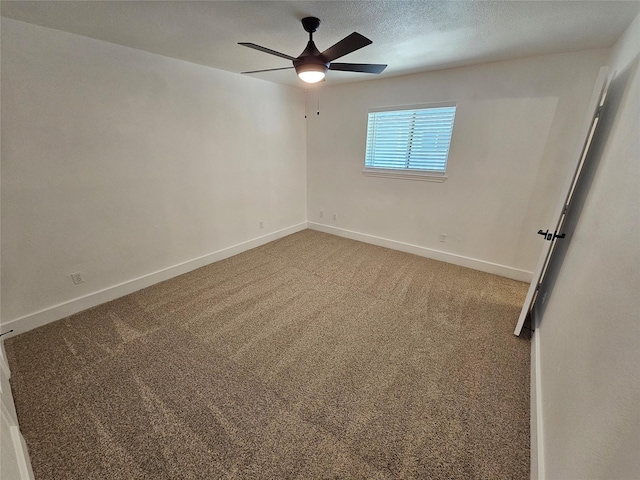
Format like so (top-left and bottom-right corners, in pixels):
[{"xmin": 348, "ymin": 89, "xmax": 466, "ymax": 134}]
[
  {"xmin": 306, "ymin": 49, "xmax": 609, "ymax": 279},
  {"xmin": 0, "ymin": 18, "xmax": 306, "ymax": 329},
  {"xmin": 536, "ymin": 14, "xmax": 640, "ymax": 480}
]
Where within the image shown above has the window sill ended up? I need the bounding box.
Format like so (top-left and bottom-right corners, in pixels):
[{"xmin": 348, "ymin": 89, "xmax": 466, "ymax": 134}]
[{"xmin": 362, "ymin": 168, "xmax": 447, "ymax": 182}]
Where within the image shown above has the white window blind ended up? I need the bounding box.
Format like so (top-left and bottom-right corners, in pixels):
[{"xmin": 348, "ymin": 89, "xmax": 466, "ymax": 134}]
[{"xmin": 365, "ymin": 104, "xmax": 457, "ymax": 176}]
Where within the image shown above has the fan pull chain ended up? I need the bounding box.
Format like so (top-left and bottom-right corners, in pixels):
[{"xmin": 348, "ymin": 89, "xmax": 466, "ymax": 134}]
[
  {"xmin": 304, "ymin": 86, "xmax": 308, "ymax": 119},
  {"xmin": 316, "ymin": 85, "xmax": 320, "ymax": 116}
]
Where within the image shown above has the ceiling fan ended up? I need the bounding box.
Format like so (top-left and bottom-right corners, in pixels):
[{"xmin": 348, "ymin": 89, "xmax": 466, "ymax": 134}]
[{"xmin": 239, "ymin": 17, "xmax": 387, "ymax": 84}]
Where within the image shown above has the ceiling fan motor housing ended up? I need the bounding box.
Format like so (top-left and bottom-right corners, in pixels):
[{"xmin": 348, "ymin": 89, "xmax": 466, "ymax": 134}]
[{"xmin": 294, "ymin": 36, "xmax": 329, "ymax": 77}]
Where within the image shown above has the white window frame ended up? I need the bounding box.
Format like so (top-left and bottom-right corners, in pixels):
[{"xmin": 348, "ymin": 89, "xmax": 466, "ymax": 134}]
[{"xmin": 362, "ymin": 102, "xmax": 457, "ymax": 182}]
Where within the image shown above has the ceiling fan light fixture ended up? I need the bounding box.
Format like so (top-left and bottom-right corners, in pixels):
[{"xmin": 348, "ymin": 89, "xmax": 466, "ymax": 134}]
[
  {"xmin": 298, "ymin": 70, "xmax": 325, "ymax": 83},
  {"xmin": 296, "ymin": 63, "xmax": 327, "ymax": 83}
]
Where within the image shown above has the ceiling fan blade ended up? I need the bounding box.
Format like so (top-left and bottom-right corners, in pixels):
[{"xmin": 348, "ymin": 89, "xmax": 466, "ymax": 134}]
[
  {"xmin": 329, "ymin": 63, "xmax": 387, "ymax": 74},
  {"xmin": 238, "ymin": 42, "xmax": 296, "ymax": 61},
  {"xmin": 320, "ymin": 32, "xmax": 372, "ymax": 63},
  {"xmin": 241, "ymin": 67, "xmax": 295, "ymax": 74}
]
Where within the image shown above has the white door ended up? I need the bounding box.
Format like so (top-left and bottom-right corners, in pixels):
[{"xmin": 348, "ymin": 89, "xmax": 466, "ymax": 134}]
[{"xmin": 514, "ymin": 67, "xmax": 610, "ymax": 336}]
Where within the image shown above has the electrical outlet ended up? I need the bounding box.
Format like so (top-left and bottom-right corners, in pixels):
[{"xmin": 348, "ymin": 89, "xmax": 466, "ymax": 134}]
[
  {"xmin": 319, "ymin": 211, "xmax": 324, "ymax": 218},
  {"xmin": 439, "ymin": 234, "xmax": 447, "ymax": 243},
  {"xmin": 333, "ymin": 213, "xmax": 337, "ymax": 220},
  {"xmin": 70, "ymin": 272, "xmax": 84, "ymax": 285},
  {"xmin": 259, "ymin": 221, "xmax": 264, "ymax": 229}
]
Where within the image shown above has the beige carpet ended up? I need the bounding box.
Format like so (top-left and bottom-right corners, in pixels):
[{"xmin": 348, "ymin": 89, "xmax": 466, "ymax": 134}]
[{"xmin": 5, "ymin": 229, "xmax": 531, "ymax": 479}]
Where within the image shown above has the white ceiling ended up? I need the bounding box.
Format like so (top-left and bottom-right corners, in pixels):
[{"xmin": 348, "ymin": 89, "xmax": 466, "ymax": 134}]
[{"xmin": 2, "ymin": 1, "xmax": 639, "ymax": 88}]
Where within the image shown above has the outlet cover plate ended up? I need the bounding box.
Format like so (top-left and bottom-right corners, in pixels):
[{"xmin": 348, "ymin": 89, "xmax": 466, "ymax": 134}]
[{"xmin": 70, "ymin": 272, "xmax": 84, "ymax": 284}]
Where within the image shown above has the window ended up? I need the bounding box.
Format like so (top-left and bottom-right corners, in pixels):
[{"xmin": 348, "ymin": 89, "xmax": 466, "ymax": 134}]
[{"xmin": 364, "ymin": 103, "xmax": 457, "ymax": 181}]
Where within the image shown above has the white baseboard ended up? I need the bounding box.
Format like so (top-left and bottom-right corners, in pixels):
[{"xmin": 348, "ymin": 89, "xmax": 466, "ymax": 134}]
[
  {"xmin": 307, "ymin": 222, "xmax": 533, "ymax": 282},
  {"xmin": 0, "ymin": 406, "xmax": 34, "ymax": 480},
  {"xmin": 0, "ymin": 222, "xmax": 308, "ymax": 338},
  {"xmin": 531, "ymin": 330, "xmax": 545, "ymax": 480},
  {"xmin": 12, "ymin": 426, "xmax": 35, "ymax": 480},
  {"xmin": 1, "ymin": 221, "xmax": 532, "ymax": 337}
]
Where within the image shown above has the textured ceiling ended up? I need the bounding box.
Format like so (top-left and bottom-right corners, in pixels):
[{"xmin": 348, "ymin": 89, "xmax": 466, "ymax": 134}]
[{"xmin": 2, "ymin": 1, "xmax": 639, "ymax": 88}]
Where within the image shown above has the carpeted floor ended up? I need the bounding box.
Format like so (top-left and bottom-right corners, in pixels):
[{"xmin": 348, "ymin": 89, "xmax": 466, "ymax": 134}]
[{"xmin": 5, "ymin": 229, "xmax": 531, "ymax": 479}]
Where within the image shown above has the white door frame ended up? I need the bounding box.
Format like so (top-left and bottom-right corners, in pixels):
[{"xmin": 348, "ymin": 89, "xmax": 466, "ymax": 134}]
[{"xmin": 0, "ymin": 341, "xmax": 35, "ymax": 480}]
